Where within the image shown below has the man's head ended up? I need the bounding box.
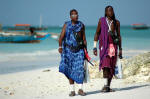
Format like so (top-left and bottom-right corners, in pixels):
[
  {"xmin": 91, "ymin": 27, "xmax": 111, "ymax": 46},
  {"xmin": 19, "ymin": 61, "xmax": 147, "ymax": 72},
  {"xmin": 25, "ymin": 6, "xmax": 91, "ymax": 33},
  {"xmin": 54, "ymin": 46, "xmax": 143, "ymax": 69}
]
[
  {"xmin": 105, "ymin": 6, "xmax": 115, "ymax": 18},
  {"xmin": 105, "ymin": 6, "xmax": 117, "ymax": 29},
  {"xmin": 70, "ymin": 9, "xmax": 78, "ymax": 21}
]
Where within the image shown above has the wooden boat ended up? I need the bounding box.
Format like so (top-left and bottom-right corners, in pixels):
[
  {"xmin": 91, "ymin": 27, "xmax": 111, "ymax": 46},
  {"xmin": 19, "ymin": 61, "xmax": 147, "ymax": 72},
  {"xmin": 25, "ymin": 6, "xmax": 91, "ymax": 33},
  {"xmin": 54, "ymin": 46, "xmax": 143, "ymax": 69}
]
[
  {"xmin": 50, "ymin": 33, "xmax": 60, "ymax": 41},
  {"xmin": 132, "ymin": 24, "xmax": 149, "ymax": 30},
  {"xmin": 0, "ymin": 32, "xmax": 50, "ymax": 43},
  {"xmin": 8, "ymin": 24, "xmax": 47, "ymax": 31}
]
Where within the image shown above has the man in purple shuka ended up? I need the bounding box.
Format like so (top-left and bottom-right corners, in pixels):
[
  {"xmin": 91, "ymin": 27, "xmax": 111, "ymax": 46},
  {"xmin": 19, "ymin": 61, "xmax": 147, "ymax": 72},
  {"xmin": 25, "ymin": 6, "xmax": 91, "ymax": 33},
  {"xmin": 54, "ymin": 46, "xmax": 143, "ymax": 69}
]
[{"xmin": 93, "ymin": 6, "xmax": 122, "ymax": 92}]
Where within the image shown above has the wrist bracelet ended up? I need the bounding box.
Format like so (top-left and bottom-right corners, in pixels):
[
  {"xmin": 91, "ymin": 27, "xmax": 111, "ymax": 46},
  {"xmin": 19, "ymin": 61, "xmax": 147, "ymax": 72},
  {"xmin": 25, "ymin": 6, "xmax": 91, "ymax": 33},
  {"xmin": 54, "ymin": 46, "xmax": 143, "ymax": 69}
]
[
  {"xmin": 93, "ymin": 48, "xmax": 97, "ymax": 51},
  {"xmin": 59, "ymin": 46, "xmax": 62, "ymax": 49}
]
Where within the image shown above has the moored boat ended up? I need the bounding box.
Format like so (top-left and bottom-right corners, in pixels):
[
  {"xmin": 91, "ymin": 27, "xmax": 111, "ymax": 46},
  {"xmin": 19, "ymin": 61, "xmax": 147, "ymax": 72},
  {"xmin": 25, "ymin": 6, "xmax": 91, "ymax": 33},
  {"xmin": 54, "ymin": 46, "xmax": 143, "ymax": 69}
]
[
  {"xmin": 132, "ymin": 24, "xmax": 149, "ymax": 30},
  {"xmin": 0, "ymin": 32, "xmax": 50, "ymax": 43}
]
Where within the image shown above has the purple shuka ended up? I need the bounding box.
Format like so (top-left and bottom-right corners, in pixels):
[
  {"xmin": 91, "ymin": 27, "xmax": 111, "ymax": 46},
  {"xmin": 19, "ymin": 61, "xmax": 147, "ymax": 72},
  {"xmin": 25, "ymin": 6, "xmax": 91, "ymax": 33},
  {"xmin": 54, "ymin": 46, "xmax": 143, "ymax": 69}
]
[{"xmin": 99, "ymin": 17, "xmax": 118, "ymax": 78}]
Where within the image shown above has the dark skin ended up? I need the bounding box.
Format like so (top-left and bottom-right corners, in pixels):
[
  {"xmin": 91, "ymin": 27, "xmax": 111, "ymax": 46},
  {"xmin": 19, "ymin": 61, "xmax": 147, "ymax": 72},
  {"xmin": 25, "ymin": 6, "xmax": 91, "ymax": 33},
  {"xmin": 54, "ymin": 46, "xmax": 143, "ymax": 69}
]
[
  {"xmin": 93, "ymin": 7, "xmax": 122, "ymax": 57},
  {"xmin": 58, "ymin": 11, "xmax": 87, "ymax": 84},
  {"xmin": 94, "ymin": 7, "xmax": 122, "ymax": 91}
]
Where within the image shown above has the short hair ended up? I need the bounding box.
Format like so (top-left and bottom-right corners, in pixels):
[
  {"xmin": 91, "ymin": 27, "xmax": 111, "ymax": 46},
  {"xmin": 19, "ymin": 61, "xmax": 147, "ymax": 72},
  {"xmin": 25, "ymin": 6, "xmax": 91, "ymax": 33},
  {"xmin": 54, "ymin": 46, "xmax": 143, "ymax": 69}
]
[{"xmin": 70, "ymin": 9, "xmax": 78, "ymax": 16}]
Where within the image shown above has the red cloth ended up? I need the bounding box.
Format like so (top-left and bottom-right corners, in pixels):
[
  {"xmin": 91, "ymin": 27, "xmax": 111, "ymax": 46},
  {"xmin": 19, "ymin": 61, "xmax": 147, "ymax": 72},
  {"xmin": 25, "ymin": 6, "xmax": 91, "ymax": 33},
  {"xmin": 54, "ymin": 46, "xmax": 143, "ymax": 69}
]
[{"xmin": 101, "ymin": 34, "xmax": 118, "ymax": 78}]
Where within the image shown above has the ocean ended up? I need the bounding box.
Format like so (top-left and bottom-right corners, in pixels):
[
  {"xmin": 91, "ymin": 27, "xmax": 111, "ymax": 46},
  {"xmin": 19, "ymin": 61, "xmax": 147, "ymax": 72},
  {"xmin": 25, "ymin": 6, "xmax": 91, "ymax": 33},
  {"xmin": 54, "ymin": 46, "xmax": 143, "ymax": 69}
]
[{"xmin": 0, "ymin": 26, "xmax": 150, "ymax": 74}]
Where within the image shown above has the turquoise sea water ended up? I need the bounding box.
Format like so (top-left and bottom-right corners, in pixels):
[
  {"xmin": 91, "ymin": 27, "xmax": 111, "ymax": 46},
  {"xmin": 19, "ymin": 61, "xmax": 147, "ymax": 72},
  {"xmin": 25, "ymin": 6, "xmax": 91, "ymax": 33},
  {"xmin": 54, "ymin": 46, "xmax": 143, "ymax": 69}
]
[{"xmin": 0, "ymin": 26, "xmax": 150, "ymax": 74}]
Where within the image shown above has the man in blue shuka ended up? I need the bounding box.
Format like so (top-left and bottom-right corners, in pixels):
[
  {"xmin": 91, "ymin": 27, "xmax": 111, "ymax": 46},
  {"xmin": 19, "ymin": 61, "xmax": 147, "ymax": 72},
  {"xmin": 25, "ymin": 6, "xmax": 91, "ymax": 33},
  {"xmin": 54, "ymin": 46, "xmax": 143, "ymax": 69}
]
[{"xmin": 58, "ymin": 9, "xmax": 87, "ymax": 96}]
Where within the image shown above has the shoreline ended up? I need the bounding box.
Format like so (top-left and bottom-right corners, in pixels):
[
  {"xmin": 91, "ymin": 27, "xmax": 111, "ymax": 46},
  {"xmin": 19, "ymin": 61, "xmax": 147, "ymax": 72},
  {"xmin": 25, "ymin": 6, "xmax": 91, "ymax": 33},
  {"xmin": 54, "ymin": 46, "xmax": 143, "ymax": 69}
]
[{"xmin": 0, "ymin": 49, "xmax": 149, "ymax": 74}]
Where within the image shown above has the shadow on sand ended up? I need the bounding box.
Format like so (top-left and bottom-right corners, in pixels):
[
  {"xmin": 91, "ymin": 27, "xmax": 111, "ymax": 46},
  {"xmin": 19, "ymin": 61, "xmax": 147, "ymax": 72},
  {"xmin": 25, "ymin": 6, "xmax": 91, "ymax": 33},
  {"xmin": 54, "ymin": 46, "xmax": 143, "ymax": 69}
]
[{"xmin": 86, "ymin": 84, "xmax": 150, "ymax": 96}]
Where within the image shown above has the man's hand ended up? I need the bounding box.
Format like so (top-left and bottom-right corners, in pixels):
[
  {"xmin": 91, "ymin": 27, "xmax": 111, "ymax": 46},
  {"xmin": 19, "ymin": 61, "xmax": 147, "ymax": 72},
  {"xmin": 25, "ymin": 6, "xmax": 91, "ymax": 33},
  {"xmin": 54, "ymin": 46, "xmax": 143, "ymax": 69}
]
[
  {"xmin": 58, "ymin": 48, "xmax": 63, "ymax": 54},
  {"xmin": 93, "ymin": 48, "xmax": 97, "ymax": 56},
  {"xmin": 119, "ymin": 49, "xmax": 122, "ymax": 59}
]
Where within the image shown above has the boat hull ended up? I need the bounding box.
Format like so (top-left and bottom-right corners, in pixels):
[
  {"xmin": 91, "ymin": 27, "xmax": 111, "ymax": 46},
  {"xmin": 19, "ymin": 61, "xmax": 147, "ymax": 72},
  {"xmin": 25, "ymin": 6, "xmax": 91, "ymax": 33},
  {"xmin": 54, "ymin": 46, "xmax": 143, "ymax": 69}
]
[
  {"xmin": 132, "ymin": 24, "xmax": 149, "ymax": 30},
  {"xmin": 0, "ymin": 34, "xmax": 50, "ymax": 43}
]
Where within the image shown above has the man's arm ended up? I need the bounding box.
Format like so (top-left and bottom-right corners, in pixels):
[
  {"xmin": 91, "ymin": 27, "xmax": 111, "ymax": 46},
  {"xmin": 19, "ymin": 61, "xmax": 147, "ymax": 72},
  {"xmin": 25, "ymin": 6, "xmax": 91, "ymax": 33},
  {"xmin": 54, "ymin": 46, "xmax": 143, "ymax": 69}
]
[
  {"xmin": 58, "ymin": 24, "xmax": 66, "ymax": 53},
  {"xmin": 116, "ymin": 20, "xmax": 122, "ymax": 50},
  {"xmin": 82, "ymin": 24, "xmax": 87, "ymax": 49},
  {"xmin": 93, "ymin": 19, "xmax": 101, "ymax": 56},
  {"xmin": 94, "ymin": 19, "xmax": 101, "ymax": 42},
  {"xmin": 116, "ymin": 20, "xmax": 123, "ymax": 58}
]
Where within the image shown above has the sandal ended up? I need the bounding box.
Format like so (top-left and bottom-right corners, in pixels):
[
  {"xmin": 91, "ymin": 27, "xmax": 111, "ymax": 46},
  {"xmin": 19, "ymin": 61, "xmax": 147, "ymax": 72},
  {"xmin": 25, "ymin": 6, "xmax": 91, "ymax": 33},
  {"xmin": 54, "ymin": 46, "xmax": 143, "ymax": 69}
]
[
  {"xmin": 69, "ymin": 91, "xmax": 76, "ymax": 97},
  {"xmin": 78, "ymin": 89, "xmax": 86, "ymax": 96},
  {"xmin": 101, "ymin": 85, "xmax": 115, "ymax": 92}
]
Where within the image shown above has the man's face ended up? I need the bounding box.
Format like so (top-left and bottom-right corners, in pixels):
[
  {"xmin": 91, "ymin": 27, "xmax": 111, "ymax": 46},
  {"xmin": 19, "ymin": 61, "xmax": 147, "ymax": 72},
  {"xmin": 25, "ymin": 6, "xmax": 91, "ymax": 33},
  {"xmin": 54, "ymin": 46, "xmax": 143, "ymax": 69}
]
[
  {"xmin": 70, "ymin": 11, "xmax": 78, "ymax": 21},
  {"xmin": 106, "ymin": 7, "xmax": 114, "ymax": 18}
]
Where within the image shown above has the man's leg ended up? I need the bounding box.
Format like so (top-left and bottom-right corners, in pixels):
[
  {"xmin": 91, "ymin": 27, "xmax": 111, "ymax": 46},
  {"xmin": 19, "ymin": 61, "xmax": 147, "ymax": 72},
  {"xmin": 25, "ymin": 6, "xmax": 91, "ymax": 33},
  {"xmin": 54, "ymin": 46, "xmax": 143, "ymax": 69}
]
[
  {"xmin": 102, "ymin": 67, "xmax": 113, "ymax": 92},
  {"xmin": 78, "ymin": 83, "xmax": 86, "ymax": 96},
  {"xmin": 103, "ymin": 67, "xmax": 109, "ymax": 86},
  {"xmin": 107, "ymin": 77, "xmax": 112, "ymax": 87},
  {"xmin": 69, "ymin": 78, "xmax": 74, "ymax": 84},
  {"xmin": 69, "ymin": 79, "xmax": 75, "ymax": 96}
]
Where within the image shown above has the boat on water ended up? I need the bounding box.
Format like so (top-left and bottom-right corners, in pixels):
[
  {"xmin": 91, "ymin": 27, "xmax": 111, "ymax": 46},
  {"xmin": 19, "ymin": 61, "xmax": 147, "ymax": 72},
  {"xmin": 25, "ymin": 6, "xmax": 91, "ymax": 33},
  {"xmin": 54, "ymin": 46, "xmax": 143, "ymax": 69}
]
[
  {"xmin": 50, "ymin": 33, "xmax": 60, "ymax": 41},
  {"xmin": 8, "ymin": 24, "xmax": 47, "ymax": 31},
  {"xmin": 0, "ymin": 32, "xmax": 50, "ymax": 43},
  {"xmin": 8, "ymin": 15, "xmax": 47, "ymax": 31},
  {"xmin": 132, "ymin": 24, "xmax": 149, "ymax": 30}
]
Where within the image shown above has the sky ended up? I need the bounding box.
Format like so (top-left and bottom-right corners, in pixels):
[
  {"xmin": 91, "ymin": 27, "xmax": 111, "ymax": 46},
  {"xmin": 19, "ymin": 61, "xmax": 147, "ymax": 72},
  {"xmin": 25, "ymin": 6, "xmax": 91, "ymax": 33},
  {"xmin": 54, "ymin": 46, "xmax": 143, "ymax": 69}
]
[{"xmin": 0, "ymin": 0, "xmax": 150, "ymax": 26}]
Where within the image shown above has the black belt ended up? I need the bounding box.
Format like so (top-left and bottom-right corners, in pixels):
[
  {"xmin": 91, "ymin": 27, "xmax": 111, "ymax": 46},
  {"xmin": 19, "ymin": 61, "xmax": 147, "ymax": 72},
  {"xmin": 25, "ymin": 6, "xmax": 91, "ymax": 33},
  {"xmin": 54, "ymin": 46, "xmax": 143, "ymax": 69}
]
[{"xmin": 64, "ymin": 43, "xmax": 83, "ymax": 53}]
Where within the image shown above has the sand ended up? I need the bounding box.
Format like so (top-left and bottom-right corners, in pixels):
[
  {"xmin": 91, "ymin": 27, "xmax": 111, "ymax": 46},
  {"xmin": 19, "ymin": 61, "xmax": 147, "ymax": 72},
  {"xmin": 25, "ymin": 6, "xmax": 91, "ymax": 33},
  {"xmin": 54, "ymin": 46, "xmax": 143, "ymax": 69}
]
[
  {"xmin": 0, "ymin": 52, "xmax": 150, "ymax": 99},
  {"xmin": 0, "ymin": 66, "xmax": 150, "ymax": 99}
]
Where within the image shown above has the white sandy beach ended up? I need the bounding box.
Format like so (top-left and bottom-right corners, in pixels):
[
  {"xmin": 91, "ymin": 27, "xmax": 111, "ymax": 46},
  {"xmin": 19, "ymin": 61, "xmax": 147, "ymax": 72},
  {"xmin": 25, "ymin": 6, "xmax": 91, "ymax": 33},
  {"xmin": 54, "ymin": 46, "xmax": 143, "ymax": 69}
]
[
  {"xmin": 0, "ymin": 52, "xmax": 150, "ymax": 99},
  {"xmin": 0, "ymin": 68, "xmax": 150, "ymax": 99}
]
